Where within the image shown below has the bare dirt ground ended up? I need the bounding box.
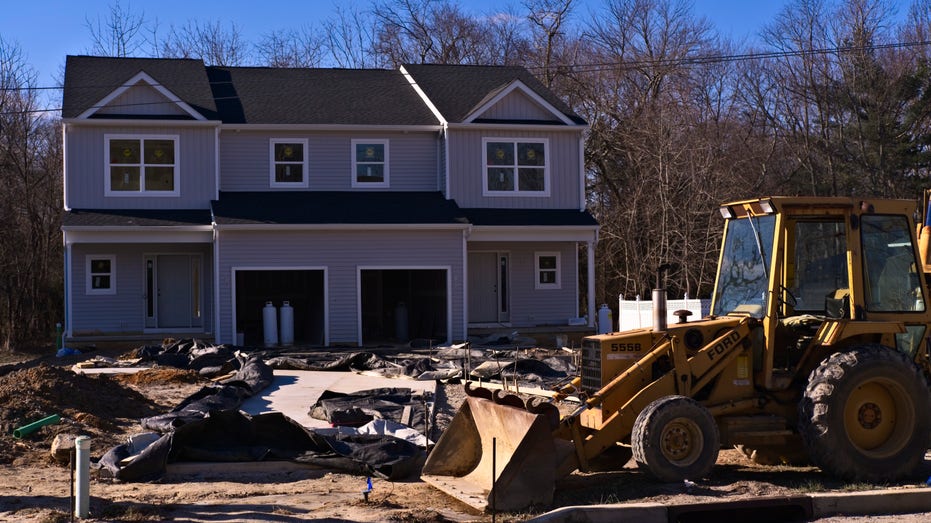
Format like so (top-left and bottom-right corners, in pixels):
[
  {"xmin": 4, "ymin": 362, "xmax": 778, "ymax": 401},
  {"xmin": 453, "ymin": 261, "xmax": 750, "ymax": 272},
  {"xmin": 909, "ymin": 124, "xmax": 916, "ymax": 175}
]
[{"xmin": 1, "ymin": 347, "xmax": 930, "ymax": 522}]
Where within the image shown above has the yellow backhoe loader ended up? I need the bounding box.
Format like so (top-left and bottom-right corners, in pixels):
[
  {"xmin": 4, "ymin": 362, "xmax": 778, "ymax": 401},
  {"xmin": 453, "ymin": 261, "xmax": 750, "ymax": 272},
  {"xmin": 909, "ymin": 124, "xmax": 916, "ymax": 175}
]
[{"xmin": 423, "ymin": 194, "xmax": 931, "ymax": 512}]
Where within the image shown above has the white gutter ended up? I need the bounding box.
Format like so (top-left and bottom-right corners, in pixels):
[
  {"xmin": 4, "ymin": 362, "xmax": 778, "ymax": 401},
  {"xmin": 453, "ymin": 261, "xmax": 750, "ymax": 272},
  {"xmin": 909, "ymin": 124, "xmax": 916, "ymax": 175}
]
[
  {"xmin": 220, "ymin": 123, "xmax": 443, "ymax": 132},
  {"xmin": 215, "ymin": 223, "xmax": 470, "ymax": 232},
  {"xmin": 445, "ymin": 122, "xmax": 586, "ymax": 131},
  {"xmin": 62, "ymin": 118, "xmax": 221, "ymax": 128}
]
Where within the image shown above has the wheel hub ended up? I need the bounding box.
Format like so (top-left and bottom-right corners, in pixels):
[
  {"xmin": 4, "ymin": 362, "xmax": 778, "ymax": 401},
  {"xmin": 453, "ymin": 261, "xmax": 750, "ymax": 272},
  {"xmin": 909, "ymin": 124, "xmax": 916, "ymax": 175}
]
[
  {"xmin": 660, "ymin": 418, "xmax": 702, "ymax": 465},
  {"xmin": 844, "ymin": 380, "xmax": 906, "ymax": 453},
  {"xmin": 857, "ymin": 402, "xmax": 882, "ymax": 430}
]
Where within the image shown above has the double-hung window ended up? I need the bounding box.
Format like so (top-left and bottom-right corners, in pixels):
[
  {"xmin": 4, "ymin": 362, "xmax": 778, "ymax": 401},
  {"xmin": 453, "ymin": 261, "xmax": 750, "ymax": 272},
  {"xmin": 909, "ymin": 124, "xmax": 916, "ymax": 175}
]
[
  {"xmin": 270, "ymin": 139, "xmax": 308, "ymax": 188},
  {"xmin": 535, "ymin": 252, "xmax": 561, "ymax": 290},
  {"xmin": 484, "ymin": 138, "xmax": 548, "ymax": 195},
  {"xmin": 352, "ymin": 139, "xmax": 389, "ymax": 188},
  {"xmin": 86, "ymin": 255, "xmax": 116, "ymax": 295},
  {"xmin": 106, "ymin": 135, "xmax": 179, "ymax": 196}
]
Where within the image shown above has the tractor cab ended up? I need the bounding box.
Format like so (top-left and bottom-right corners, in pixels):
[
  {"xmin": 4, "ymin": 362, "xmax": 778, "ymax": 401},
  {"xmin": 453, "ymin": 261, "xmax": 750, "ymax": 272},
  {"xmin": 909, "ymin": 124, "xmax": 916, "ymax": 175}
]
[{"xmin": 714, "ymin": 197, "xmax": 931, "ymax": 389}]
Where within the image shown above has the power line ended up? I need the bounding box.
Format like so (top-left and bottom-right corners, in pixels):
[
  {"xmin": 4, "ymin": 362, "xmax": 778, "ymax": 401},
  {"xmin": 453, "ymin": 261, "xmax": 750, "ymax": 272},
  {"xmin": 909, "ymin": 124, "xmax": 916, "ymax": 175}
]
[{"xmin": 2, "ymin": 39, "xmax": 931, "ymax": 116}]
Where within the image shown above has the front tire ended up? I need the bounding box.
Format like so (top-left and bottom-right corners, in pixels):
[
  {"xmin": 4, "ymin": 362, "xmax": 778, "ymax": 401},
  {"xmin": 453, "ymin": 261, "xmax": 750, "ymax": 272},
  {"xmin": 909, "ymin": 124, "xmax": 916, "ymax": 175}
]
[
  {"xmin": 799, "ymin": 345, "xmax": 931, "ymax": 482},
  {"xmin": 632, "ymin": 395, "xmax": 720, "ymax": 482}
]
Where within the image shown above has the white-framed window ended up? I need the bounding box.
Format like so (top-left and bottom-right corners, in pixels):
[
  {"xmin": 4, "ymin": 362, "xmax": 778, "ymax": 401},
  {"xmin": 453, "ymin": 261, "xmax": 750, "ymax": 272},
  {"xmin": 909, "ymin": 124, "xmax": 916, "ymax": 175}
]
[
  {"xmin": 535, "ymin": 252, "xmax": 561, "ymax": 290},
  {"xmin": 270, "ymin": 138, "xmax": 309, "ymax": 188},
  {"xmin": 105, "ymin": 134, "xmax": 179, "ymax": 196},
  {"xmin": 483, "ymin": 138, "xmax": 549, "ymax": 196},
  {"xmin": 351, "ymin": 139, "xmax": 389, "ymax": 188},
  {"xmin": 86, "ymin": 255, "xmax": 116, "ymax": 295}
]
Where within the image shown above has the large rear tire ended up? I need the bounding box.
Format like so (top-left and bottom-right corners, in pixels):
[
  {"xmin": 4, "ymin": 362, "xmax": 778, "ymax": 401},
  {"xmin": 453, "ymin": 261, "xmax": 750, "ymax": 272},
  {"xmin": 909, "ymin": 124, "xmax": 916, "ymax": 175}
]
[
  {"xmin": 632, "ymin": 395, "xmax": 720, "ymax": 482},
  {"xmin": 799, "ymin": 344, "xmax": 931, "ymax": 482}
]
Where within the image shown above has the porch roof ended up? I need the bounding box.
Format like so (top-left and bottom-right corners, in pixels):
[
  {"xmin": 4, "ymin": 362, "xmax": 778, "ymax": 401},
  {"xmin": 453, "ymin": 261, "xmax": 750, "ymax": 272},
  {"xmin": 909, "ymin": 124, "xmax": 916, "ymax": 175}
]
[
  {"xmin": 461, "ymin": 208, "xmax": 598, "ymax": 227},
  {"xmin": 62, "ymin": 209, "xmax": 213, "ymax": 227},
  {"xmin": 211, "ymin": 191, "xmax": 470, "ymax": 226}
]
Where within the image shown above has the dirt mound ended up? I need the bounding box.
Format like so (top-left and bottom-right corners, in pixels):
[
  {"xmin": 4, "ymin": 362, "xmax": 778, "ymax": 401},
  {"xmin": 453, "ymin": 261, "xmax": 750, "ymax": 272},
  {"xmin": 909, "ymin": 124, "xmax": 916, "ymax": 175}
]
[
  {"xmin": 0, "ymin": 363, "xmax": 165, "ymax": 465},
  {"xmin": 113, "ymin": 367, "xmax": 205, "ymax": 386}
]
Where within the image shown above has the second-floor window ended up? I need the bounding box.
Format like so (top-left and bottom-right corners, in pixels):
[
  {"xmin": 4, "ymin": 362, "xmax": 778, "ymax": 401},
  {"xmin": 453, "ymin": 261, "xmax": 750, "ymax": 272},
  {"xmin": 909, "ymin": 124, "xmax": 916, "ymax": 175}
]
[
  {"xmin": 352, "ymin": 139, "xmax": 389, "ymax": 188},
  {"xmin": 484, "ymin": 138, "xmax": 549, "ymax": 196},
  {"xmin": 270, "ymin": 139, "xmax": 308, "ymax": 188},
  {"xmin": 106, "ymin": 135, "xmax": 179, "ymax": 196}
]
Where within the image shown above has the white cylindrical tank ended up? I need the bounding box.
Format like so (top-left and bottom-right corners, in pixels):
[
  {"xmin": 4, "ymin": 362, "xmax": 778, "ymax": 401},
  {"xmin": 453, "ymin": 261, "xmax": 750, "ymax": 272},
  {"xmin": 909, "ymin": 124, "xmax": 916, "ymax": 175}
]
[
  {"xmin": 263, "ymin": 301, "xmax": 278, "ymax": 347},
  {"xmin": 279, "ymin": 300, "xmax": 294, "ymax": 346},
  {"xmin": 597, "ymin": 303, "xmax": 613, "ymax": 334}
]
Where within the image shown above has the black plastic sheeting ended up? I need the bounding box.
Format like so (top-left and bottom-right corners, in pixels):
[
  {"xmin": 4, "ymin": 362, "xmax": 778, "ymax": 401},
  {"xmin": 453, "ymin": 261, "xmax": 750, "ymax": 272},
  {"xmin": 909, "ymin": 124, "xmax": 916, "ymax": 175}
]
[
  {"xmin": 266, "ymin": 352, "xmax": 460, "ymax": 380},
  {"xmin": 98, "ymin": 410, "xmax": 424, "ymax": 482},
  {"xmin": 310, "ymin": 387, "xmax": 431, "ymax": 430},
  {"xmin": 99, "ymin": 338, "xmax": 575, "ymax": 483},
  {"xmin": 131, "ymin": 338, "xmax": 243, "ymax": 377},
  {"xmin": 100, "ymin": 341, "xmax": 426, "ymax": 482},
  {"xmin": 140, "ymin": 352, "xmax": 273, "ymax": 432}
]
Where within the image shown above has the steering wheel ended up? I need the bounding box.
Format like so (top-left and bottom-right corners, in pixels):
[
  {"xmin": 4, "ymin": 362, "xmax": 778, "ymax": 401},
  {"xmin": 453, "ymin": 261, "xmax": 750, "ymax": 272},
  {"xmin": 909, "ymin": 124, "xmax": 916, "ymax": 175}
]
[{"xmin": 777, "ymin": 284, "xmax": 798, "ymax": 310}]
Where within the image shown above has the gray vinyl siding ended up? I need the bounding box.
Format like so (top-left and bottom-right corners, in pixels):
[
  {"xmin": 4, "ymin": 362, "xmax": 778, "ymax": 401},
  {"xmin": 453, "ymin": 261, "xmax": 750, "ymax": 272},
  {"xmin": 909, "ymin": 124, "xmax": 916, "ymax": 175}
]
[
  {"xmin": 219, "ymin": 131, "xmax": 439, "ymax": 191},
  {"xmin": 468, "ymin": 241, "xmax": 578, "ymax": 326},
  {"xmin": 447, "ymin": 128, "xmax": 582, "ymax": 208},
  {"xmin": 96, "ymin": 85, "xmax": 190, "ymax": 117},
  {"xmin": 65, "ymin": 125, "xmax": 216, "ymax": 209},
  {"xmin": 479, "ymin": 90, "xmax": 561, "ymax": 122},
  {"xmin": 69, "ymin": 242, "xmax": 213, "ymax": 335},
  {"xmin": 216, "ymin": 228, "xmax": 465, "ymax": 345}
]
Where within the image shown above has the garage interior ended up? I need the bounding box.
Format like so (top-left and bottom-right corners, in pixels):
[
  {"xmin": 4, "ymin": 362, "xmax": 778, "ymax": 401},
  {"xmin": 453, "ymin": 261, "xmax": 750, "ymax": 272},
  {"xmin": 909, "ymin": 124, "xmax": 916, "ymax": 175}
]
[
  {"xmin": 361, "ymin": 269, "xmax": 448, "ymax": 345},
  {"xmin": 235, "ymin": 270, "xmax": 325, "ymax": 346}
]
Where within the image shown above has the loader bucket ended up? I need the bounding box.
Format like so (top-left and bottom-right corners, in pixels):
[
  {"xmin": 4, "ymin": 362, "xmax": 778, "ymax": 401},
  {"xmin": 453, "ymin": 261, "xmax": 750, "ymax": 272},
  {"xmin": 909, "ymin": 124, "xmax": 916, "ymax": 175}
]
[{"xmin": 421, "ymin": 394, "xmax": 565, "ymax": 512}]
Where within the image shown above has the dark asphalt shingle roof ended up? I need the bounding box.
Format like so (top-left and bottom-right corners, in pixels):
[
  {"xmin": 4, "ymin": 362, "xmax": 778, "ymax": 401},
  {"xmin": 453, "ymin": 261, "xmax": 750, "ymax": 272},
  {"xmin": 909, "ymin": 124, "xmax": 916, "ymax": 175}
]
[
  {"xmin": 206, "ymin": 67, "xmax": 440, "ymax": 125},
  {"xmin": 462, "ymin": 208, "xmax": 598, "ymax": 227},
  {"xmin": 63, "ymin": 56, "xmax": 583, "ymax": 126},
  {"xmin": 211, "ymin": 191, "xmax": 469, "ymax": 226},
  {"xmin": 402, "ymin": 64, "xmax": 586, "ymax": 125},
  {"xmin": 62, "ymin": 56, "xmax": 218, "ymax": 120},
  {"xmin": 62, "ymin": 209, "xmax": 213, "ymax": 227}
]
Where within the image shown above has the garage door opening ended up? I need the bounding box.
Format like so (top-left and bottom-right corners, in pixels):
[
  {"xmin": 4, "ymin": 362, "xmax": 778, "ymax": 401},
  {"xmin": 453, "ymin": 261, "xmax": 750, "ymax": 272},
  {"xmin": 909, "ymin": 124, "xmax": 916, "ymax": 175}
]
[
  {"xmin": 361, "ymin": 269, "xmax": 447, "ymax": 345},
  {"xmin": 235, "ymin": 270, "xmax": 325, "ymax": 346}
]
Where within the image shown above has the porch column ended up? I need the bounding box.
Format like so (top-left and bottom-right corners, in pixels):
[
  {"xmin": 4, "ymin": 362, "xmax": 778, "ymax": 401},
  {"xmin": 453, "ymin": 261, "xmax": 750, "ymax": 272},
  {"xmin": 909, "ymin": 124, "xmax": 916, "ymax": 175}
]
[{"xmin": 587, "ymin": 240, "xmax": 596, "ymax": 328}]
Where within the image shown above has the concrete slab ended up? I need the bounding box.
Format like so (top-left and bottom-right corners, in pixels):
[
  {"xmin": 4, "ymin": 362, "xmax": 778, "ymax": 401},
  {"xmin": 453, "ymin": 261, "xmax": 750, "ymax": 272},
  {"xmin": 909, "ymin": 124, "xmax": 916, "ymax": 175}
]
[{"xmin": 239, "ymin": 370, "xmax": 437, "ymax": 430}]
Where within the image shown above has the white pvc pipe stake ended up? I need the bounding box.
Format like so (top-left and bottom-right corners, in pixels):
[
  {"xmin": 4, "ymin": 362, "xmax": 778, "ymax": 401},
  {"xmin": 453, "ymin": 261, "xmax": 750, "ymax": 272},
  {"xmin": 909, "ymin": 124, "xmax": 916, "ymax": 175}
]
[{"xmin": 75, "ymin": 436, "xmax": 90, "ymax": 518}]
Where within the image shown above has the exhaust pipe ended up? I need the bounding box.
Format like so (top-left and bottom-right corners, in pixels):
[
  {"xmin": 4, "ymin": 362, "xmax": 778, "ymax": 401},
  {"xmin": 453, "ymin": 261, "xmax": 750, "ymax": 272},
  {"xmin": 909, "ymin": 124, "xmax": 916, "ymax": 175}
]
[{"xmin": 653, "ymin": 264, "xmax": 672, "ymax": 333}]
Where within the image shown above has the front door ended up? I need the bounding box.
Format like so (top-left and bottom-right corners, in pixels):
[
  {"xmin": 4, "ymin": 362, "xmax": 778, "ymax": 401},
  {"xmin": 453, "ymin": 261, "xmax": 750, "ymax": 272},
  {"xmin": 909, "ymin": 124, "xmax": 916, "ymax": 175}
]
[
  {"xmin": 146, "ymin": 254, "xmax": 203, "ymax": 329},
  {"xmin": 468, "ymin": 252, "xmax": 508, "ymax": 323}
]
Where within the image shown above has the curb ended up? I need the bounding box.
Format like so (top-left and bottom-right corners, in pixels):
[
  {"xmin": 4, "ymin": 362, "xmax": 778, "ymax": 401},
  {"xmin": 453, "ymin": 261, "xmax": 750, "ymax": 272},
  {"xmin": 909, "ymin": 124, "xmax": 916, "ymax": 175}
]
[
  {"xmin": 810, "ymin": 488, "xmax": 931, "ymax": 518},
  {"xmin": 527, "ymin": 487, "xmax": 931, "ymax": 522}
]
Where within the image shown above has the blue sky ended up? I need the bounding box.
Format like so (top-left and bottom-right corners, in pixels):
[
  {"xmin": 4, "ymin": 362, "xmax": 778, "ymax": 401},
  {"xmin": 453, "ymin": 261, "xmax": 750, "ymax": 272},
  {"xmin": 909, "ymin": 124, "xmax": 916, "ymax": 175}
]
[{"xmin": 0, "ymin": 0, "xmax": 790, "ymax": 88}]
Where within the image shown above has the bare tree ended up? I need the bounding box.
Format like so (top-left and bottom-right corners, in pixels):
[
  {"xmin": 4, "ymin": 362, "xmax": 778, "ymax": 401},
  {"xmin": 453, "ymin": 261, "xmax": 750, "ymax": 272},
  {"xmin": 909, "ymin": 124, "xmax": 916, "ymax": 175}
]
[
  {"xmin": 524, "ymin": 0, "xmax": 575, "ymax": 87},
  {"xmin": 371, "ymin": 0, "xmax": 521, "ymax": 66},
  {"xmin": 320, "ymin": 2, "xmax": 382, "ymax": 68},
  {"xmin": 0, "ymin": 38, "xmax": 62, "ymax": 350},
  {"xmin": 578, "ymin": 0, "xmax": 756, "ymax": 301},
  {"xmin": 161, "ymin": 20, "xmax": 250, "ymax": 66},
  {"xmin": 257, "ymin": 27, "xmax": 327, "ymax": 68},
  {"xmin": 84, "ymin": 0, "xmax": 149, "ymax": 57}
]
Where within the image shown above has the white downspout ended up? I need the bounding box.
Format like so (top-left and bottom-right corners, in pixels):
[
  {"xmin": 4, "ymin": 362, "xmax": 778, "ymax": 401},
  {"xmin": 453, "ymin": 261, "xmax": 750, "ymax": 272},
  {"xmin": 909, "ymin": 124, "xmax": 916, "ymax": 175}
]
[{"xmin": 64, "ymin": 237, "xmax": 72, "ymax": 339}]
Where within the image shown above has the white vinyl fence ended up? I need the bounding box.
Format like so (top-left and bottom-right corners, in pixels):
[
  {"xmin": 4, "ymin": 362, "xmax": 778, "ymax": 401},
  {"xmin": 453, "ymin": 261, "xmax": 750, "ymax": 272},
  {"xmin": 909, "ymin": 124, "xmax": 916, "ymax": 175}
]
[{"xmin": 617, "ymin": 294, "xmax": 711, "ymax": 331}]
